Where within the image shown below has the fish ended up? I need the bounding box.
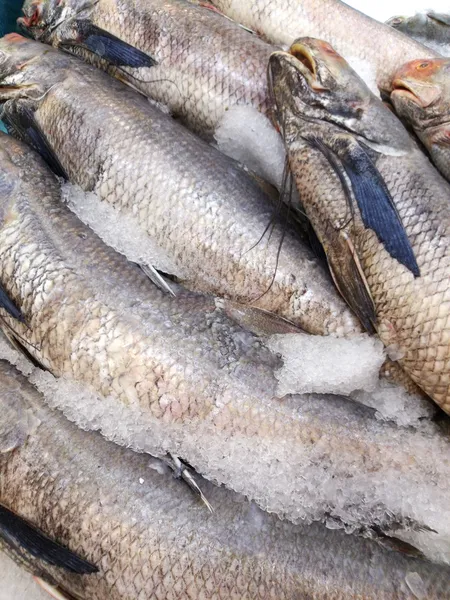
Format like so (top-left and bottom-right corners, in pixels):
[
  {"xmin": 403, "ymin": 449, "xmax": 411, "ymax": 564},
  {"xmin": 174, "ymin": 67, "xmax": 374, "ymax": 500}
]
[
  {"xmin": 0, "ymin": 34, "xmax": 360, "ymax": 338},
  {"xmin": 391, "ymin": 58, "xmax": 450, "ymax": 184},
  {"xmin": 2, "ymin": 360, "xmax": 450, "ymax": 600},
  {"xmin": 19, "ymin": 0, "xmax": 275, "ymax": 141},
  {"xmin": 268, "ymin": 37, "xmax": 450, "ymax": 415},
  {"xmin": 387, "ymin": 12, "xmax": 450, "ymax": 56},
  {"xmin": 0, "ymin": 132, "xmax": 449, "ymax": 563},
  {"xmin": 209, "ymin": 0, "xmax": 440, "ymax": 94}
]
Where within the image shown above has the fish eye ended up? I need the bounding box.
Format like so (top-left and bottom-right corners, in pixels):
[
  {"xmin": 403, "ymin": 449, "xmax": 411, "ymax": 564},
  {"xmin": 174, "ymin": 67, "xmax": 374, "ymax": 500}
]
[{"xmin": 417, "ymin": 62, "xmax": 430, "ymax": 70}]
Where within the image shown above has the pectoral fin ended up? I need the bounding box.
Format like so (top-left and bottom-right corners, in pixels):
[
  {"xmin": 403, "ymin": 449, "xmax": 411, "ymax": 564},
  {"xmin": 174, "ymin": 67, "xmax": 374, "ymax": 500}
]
[
  {"xmin": 309, "ymin": 134, "xmax": 420, "ymax": 277},
  {"xmin": 0, "ymin": 283, "xmax": 25, "ymax": 322},
  {"xmin": 0, "ymin": 503, "xmax": 98, "ymax": 574},
  {"xmin": 62, "ymin": 21, "xmax": 157, "ymax": 68},
  {"xmin": 2, "ymin": 101, "xmax": 68, "ymax": 179},
  {"xmin": 326, "ymin": 230, "xmax": 377, "ymax": 334}
]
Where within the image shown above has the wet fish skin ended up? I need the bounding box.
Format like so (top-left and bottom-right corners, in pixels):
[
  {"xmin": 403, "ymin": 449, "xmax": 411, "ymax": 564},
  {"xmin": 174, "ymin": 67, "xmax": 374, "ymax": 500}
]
[
  {"xmin": 387, "ymin": 12, "xmax": 450, "ymax": 56},
  {"xmin": 2, "ymin": 361, "xmax": 450, "ymax": 600},
  {"xmin": 20, "ymin": 0, "xmax": 275, "ymax": 140},
  {"xmin": 268, "ymin": 38, "xmax": 450, "ymax": 414},
  {"xmin": 392, "ymin": 58, "xmax": 450, "ymax": 183},
  {"xmin": 0, "ymin": 133, "xmax": 449, "ymax": 562},
  {"xmin": 0, "ymin": 35, "xmax": 359, "ymax": 337},
  {"xmin": 209, "ymin": 0, "xmax": 440, "ymax": 92}
]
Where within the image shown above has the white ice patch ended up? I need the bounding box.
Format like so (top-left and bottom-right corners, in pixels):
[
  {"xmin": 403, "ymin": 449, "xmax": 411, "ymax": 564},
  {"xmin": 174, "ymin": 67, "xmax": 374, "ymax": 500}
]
[
  {"xmin": 352, "ymin": 379, "xmax": 436, "ymax": 428},
  {"xmin": 267, "ymin": 333, "xmax": 385, "ymax": 396},
  {"xmin": 61, "ymin": 183, "xmax": 184, "ymax": 278},
  {"xmin": 345, "ymin": 55, "xmax": 381, "ymax": 97},
  {"xmin": 214, "ymin": 106, "xmax": 286, "ymax": 189}
]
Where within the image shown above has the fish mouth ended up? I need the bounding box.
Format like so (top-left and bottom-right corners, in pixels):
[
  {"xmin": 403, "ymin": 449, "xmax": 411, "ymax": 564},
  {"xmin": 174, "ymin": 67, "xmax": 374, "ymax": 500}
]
[
  {"xmin": 392, "ymin": 78, "xmax": 441, "ymax": 108},
  {"xmin": 288, "ymin": 42, "xmax": 328, "ymax": 92},
  {"xmin": 18, "ymin": 0, "xmax": 44, "ymax": 28}
]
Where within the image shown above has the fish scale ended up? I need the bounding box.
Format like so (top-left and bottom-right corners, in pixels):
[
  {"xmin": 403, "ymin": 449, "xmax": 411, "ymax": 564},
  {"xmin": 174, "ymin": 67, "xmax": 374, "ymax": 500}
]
[
  {"xmin": 21, "ymin": 0, "xmax": 275, "ymax": 139},
  {"xmin": 0, "ymin": 36, "xmax": 359, "ymax": 336},
  {"xmin": 210, "ymin": 0, "xmax": 440, "ymax": 91},
  {"xmin": 1, "ymin": 360, "xmax": 450, "ymax": 599},
  {"xmin": 0, "ymin": 133, "xmax": 449, "ymax": 556},
  {"xmin": 269, "ymin": 41, "xmax": 450, "ymax": 413}
]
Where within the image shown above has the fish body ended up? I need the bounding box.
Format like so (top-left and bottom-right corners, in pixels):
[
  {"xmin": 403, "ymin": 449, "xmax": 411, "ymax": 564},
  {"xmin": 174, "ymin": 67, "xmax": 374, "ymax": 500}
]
[
  {"xmin": 19, "ymin": 0, "xmax": 275, "ymax": 141},
  {"xmin": 0, "ymin": 133, "xmax": 449, "ymax": 559},
  {"xmin": 2, "ymin": 360, "xmax": 450, "ymax": 600},
  {"xmin": 209, "ymin": 0, "xmax": 440, "ymax": 92},
  {"xmin": 0, "ymin": 35, "xmax": 359, "ymax": 337},
  {"xmin": 392, "ymin": 58, "xmax": 450, "ymax": 184},
  {"xmin": 268, "ymin": 38, "xmax": 450, "ymax": 414},
  {"xmin": 387, "ymin": 12, "xmax": 450, "ymax": 56}
]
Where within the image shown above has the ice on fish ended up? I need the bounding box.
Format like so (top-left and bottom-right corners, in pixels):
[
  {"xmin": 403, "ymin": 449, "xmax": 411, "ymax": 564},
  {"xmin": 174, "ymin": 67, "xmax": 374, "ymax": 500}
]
[
  {"xmin": 345, "ymin": 56, "xmax": 381, "ymax": 97},
  {"xmin": 267, "ymin": 333, "xmax": 385, "ymax": 396},
  {"xmin": 0, "ymin": 331, "xmax": 33, "ymax": 375},
  {"xmin": 17, "ymin": 359, "xmax": 450, "ymax": 565},
  {"xmin": 61, "ymin": 183, "xmax": 184, "ymax": 278},
  {"xmin": 352, "ymin": 380, "xmax": 437, "ymax": 428},
  {"xmin": 215, "ymin": 106, "xmax": 286, "ymax": 189}
]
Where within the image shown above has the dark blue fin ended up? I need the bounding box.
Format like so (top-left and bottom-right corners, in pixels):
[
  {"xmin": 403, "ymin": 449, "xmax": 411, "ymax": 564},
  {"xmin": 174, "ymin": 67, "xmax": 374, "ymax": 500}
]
[
  {"xmin": 0, "ymin": 284, "xmax": 24, "ymax": 322},
  {"xmin": 311, "ymin": 135, "xmax": 420, "ymax": 278},
  {"xmin": 64, "ymin": 20, "xmax": 157, "ymax": 68},
  {"xmin": 2, "ymin": 101, "xmax": 68, "ymax": 179},
  {"xmin": 0, "ymin": 503, "xmax": 98, "ymax": 574}
]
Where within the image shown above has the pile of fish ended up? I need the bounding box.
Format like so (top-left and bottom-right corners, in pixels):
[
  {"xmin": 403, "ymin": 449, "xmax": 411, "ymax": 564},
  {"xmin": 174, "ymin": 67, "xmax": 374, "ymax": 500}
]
[{"xmin": 0, "ymin": 0, "xmax": 449, "ymax": 598}]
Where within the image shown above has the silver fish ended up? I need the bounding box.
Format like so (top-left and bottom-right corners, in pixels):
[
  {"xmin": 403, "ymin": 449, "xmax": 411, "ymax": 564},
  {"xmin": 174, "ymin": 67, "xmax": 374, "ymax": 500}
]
[
  {"xmin": 2, "ymin": 360, "xmax": 450, "ymax": 599},
  {"xmin": 0, "ymin": 34, "xmax": 359, "ymax": 337},
  {"xmin": 0, "ymin": 132, "xmax": 449, "ymax": 561},
  {"xmin": 387, "ymin": 12, "xmax": 450, "ymax": 56},
  {"xmin": 209, "ymin": 0, "xmax": 441, "ymax": 93}
]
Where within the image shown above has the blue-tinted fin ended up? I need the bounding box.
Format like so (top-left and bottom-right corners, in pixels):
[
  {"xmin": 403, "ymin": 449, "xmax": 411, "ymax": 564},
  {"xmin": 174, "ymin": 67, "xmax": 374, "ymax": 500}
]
[
  {"xmin": 311, "ymin": 135, "xmax": 420, "ymax": 278},
  {"xmin": 0, "ymin": 503, "xmax": 98, "ymax": 575},
  {"xmin": 0, "ymin": 284, "xmax": 24, "ymax": 322},
  {"xmin": 64, "ymin": 20, "xmax": 157, "ymax": 68},
  {"xmin": 2, "ymin": 101, "xmax": 68, "ymax": 179}
]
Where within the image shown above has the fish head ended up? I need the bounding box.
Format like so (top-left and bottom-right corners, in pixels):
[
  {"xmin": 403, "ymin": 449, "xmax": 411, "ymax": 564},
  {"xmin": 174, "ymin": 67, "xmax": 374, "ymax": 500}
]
[
  {"xmin": 268, "ymin": 38, "xmax": 410, "ymax": 150},
  {"xmin": 0, "ymin": 35, "xmax": 71, "ymax": 101},
  {"xmin": 392, "ymin": 58, "xmax": 450, "ymax": 132},
  {"xmin": 19, "ymin": 0, "xmax": 90, "ymax": 42},
  {"xmin": 386, "ymin": 13, "xmax": 428, "ymax": 36}
]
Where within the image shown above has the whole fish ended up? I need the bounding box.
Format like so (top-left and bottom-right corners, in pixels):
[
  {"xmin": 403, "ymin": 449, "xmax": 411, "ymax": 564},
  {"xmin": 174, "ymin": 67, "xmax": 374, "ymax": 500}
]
[
  {"xmin": 0, "ymin": 34, "xmax": 359, "ymax": 338},
  {"xmin": 392, "ymin": 58, "xmax": 450, "ymax": 183},
  {"xmin": 268, "ymin": 38, "xmax": 450, "ymax": 415},
  {"xmin": 2, "ymin": 361, "xmax": 450, "ymax": 600},
  {"xmin": 19, "ymin": 0, "xmax": 275, "ymax": 140},
  {"xmin": 209, "ymin": 0, "xmax": 440, "ymax": 93},
  {"xmin": 0, "ymin": 133, "xmax": 449, "ymax": 561},
  {"xmin": 387, "ymin": 12, "xmax": 450, "ymax": 56}
]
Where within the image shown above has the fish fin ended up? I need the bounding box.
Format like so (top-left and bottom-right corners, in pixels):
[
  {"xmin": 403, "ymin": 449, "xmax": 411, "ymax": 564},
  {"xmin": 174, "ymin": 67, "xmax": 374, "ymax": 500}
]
[
  {"xmin": 326, "ymin": 231, "xmax": 377, "ymax": 334},
  {"xmin": 163, "ymin": 454, "xmax": 214, "ymax": 513},
  {"xmin": 308, "ymin": 134, "xmax": 420, "ymax": 277},
  {"xmin": 0, "ymin": 504, "xmax": 98, "ymax": 574},
  {"xmin": 0, "ymin": 283, "xmax": 25, "ymax": 322},
  {"xmin": 219, "ymin": 299, "xmax": 302, "ymax": 335},
  {"xmin": 2, "ymin": 101, "xmax": 68, "ymax": 179},
  {"xmin": 427, "ymin": 12, "xmax": 450, "ymax": 26},
  {"xmin": 140, "ymin": 264, "xmax": 177, "ymax": 297},
  {"xmin": 62, "ymin": 21, "xmax": 157, "ymax": 68},
  {"xmin": 371, "ymin": 526, "xmax": 426, "ymax": 559},
  {"xmin": 428, "ymin": 123, "xmax": 450, "ymax": 146},
  {"xmin": 6, "ymin": 330, "xmax": 49, "ymax": 371}
]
